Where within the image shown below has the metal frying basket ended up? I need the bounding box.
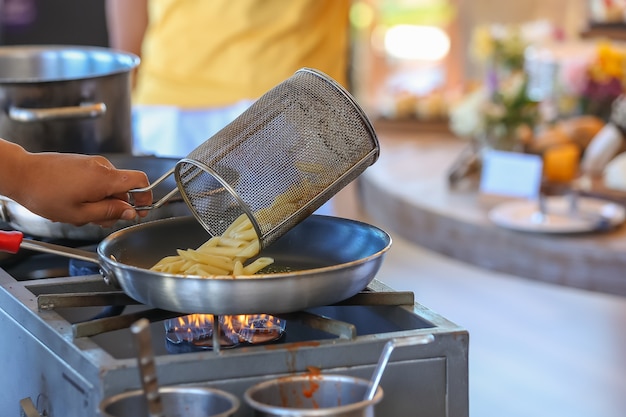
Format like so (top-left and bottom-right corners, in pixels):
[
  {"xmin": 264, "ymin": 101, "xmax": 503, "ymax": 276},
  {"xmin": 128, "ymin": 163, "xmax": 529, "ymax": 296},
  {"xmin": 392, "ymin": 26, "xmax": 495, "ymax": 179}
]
[{"xmin": 138, "ymin": 68, "xmax": 379, "ymax": 248}]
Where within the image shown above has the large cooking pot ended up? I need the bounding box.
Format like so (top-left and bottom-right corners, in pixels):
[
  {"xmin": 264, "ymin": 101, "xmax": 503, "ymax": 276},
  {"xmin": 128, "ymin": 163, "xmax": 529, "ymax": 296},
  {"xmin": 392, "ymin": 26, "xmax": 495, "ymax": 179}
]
[
  {"xmin": 0, "ymin": 45, "xmax": 138, "ymax": 153},
  {"xmin": 0, "ymin": 154, "xmax": 190, "ymax": 240},
  {"xmin": 0, "ymin": 215, "xmax": 392, "ymax": 315}
]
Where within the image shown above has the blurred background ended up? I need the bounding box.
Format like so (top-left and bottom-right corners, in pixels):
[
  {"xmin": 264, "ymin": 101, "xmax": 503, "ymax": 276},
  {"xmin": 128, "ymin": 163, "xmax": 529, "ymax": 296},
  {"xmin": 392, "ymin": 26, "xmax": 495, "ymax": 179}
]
[
  {"xmin": 2, "ymin": 3, "xmax": 626, "ymax": 417},
  {"xmin": 0, "ymin": 0, "xmax": 597, "ymax": 122}
]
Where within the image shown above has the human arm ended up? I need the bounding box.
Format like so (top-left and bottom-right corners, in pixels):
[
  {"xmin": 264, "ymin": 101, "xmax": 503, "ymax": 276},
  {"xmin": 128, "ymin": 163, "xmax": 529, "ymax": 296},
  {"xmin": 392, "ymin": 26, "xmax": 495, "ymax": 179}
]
[
  {"xmin": 0, "ymin": 139, "xmax": 153, "ymax": 227},
  {"xmin": 106, "ymin": 0, "xmax": 148, "ymax": 89},
  {"xmin": 106, "ymin": 0, "xmax": 148, "ymax": 57}
]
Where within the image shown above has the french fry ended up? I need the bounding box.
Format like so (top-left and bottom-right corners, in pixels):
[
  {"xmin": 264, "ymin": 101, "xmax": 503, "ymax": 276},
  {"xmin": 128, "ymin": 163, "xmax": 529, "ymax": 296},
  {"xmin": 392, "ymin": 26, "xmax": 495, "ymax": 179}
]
[
  {"xmin": 197, "ymin": 236, "xmax": 220, "ymax": 249},
  {"xmin": 230, "ymin": 227, "xmax": 257, "ymax": 242},
  {"xmin": 187, "ymin": 263, "xmax": 230, "ymax": 276},
  {"xmin": 152, "ymin": 258, "xmax": 186, "ymax": 273},
  {"xmin": 195, "ymin": 246, "xmax": 242, "ymax": 257},
  {"xmin": 177, "ymin": 250, "xmax": 234, "ymax": 270},
  {"xmin": 150, "ymin": 212, "xmax": 274, "ymax": 277},
  {"xmin": 295, "ymin": 161, "xmax": 325, "ymax": 173},
  {"xmin": 207, "ymin": 236, "xmax": 247, "ymax": 248},
  {"xmin": 243, "ymin": 257, "xmax": 274, "ymax": 275},
  {"xmin": 236, "ymin": 240, "xmax": 260, "ymax": 259},
  {"xmin": 233, "ymin": 261, "xmax": 244, "ymax": 276},
  {"xmin": 222, "ymin": 213, "xmax": 249, "ymax": 236}
]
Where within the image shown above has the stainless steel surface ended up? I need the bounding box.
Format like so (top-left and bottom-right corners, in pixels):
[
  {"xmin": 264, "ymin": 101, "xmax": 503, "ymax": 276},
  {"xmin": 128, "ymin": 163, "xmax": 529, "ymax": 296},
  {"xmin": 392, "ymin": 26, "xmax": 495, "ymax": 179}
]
[
  {"xmin": 136, "ymin": 68, "xmax": 380, "ymax": 248},
  {"xmin": 244, "ymin": 375, "xmax": 382, "ymax": 417},
  {"xmin": 0, "ymin": 155, "xmax": 190, "ymax": 240},
  {"xmin": 0, "ymin": 215, "xmax": 392, "ymax": 314},
  {"xmin": 131, "ymin": 319, "xmax": 164, "ymax": 417},
  {"xmin": 0, "ymin": 45, "xmax": 139, "ymax": 154},
  {"xmin": 100, "ymin": 387, "xmax": 240, "ymax": 417},
  {"xmin": 73, "ymin": 309, "xmax": 181, "ymax": 339},
  {"xmin": 0, "ymin": 271, "xmax": 469, "ymax": 417}
]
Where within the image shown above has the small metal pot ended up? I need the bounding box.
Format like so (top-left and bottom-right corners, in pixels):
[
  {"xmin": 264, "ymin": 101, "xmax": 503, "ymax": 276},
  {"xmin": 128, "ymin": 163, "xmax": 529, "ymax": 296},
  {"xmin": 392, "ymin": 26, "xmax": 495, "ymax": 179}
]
[
  {"xmin": 0, "ymin": 45, "xmax": 138, "ymax": 153},
  {"xmin": 99, "ymin": 386, "xmax": 240, "ymax": 417},
  {"xmin": 244, "ymin": 335, "xmax": 434, "ymax": 417},
  {"xmin": 244, "ymin": 374, "xmax": 383, "ymax": 417}
]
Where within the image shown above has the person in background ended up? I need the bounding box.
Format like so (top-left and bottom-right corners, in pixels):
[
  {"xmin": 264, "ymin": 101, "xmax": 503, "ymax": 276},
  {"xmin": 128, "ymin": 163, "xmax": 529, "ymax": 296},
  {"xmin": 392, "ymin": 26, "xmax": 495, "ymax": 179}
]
[
  {"xmin": 0, "ymin": 138, "xmax": 152, "ymax": 227},
  {"xmin": 105, "ymin": 0, "xmax": 352, "ymax": 159}
]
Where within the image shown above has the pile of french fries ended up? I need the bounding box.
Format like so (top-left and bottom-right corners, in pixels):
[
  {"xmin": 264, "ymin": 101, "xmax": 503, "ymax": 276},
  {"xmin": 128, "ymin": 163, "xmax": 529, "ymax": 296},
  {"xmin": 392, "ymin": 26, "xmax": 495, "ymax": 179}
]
[{"xmin": 150, "ymin": 214, "xmax": 274, "ymax": 277}]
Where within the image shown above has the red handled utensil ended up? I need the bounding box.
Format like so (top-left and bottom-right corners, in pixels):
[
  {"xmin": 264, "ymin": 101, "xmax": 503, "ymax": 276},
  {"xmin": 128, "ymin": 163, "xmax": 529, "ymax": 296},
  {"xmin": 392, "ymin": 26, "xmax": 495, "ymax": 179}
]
[
  {"xmin": 0, "ymin": 230, "xmax": 23, "ymax": 254},
  {"xmin": 0, "ymin": 230, "xmax": 99, "ymax": 264}
]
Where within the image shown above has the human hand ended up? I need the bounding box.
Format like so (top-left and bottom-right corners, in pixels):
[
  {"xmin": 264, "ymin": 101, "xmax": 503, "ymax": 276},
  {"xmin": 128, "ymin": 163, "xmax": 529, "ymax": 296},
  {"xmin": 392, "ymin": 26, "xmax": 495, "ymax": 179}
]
[{"xmin": 11, "ymin": 151, "xmax": 153, "ymax": 227}]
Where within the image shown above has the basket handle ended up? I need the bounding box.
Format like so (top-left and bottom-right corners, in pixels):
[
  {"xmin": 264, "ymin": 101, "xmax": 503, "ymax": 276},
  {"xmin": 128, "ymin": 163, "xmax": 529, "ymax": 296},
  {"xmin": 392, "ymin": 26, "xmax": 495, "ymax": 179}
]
[{"xmin": 129, "ymin": 167, "xmax": 179, "ymax": 210}]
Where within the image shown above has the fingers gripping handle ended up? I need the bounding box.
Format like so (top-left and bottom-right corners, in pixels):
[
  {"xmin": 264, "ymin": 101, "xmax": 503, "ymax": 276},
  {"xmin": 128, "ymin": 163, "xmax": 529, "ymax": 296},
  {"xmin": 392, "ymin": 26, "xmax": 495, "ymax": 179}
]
[
  {"xmin": 0, "ymin": 230, "xmax": 23, "ymax": 254},
  {"xmin": 128, "ymin": 167, "xmax": 178, "ymax": 211}
]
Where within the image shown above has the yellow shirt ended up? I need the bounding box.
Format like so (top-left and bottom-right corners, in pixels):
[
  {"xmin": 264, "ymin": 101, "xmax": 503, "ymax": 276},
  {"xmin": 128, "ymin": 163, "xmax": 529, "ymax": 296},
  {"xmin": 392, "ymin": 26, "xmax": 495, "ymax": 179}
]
[{"xmin": 134, "ymin": 0, "xmax": 351, "ymax": 108}]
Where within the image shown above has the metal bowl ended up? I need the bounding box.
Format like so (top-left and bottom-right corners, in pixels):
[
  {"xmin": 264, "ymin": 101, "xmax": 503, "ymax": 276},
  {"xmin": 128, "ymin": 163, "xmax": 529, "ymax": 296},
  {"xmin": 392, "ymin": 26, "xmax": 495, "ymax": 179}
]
[
  {"xmin": 99, "ymin": 386, "xmax": 240, "ymax": 417},
  {"xmin": 244, "ymin": 374, "xmax": 383, "ymax": 417}
]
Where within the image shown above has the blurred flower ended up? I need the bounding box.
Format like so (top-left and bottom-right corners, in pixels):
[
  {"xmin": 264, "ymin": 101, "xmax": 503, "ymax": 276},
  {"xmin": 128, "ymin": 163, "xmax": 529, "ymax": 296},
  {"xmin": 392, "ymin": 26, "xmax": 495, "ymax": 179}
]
[
  {"xmin": 589, "ymin": 41, "xmax": 626, "ymax": 82},
  {"xmin": 470, "ymin": 24, "xmax": 527, "ymax": 71},
  {"xmin": 480, "ymin": 71, "xmax": 540, "ymax": 149},
  {"xmin": 453, "ymin": 22, "xmax": 548, "ymax": 150},
  {"xmin": 449, "ymin": 88, "xmax": 487, "ymax": 137},
  {"xmin": 579, "ymin": 41, "xmax": 626, "ymax": 120},
  {"xmin": 449, "ymin": 72, "xmax": 539, "ymax": 151},
  {"xmin": 470, "ymin": 26, "xmax": 496, "ymax": 62},
  {"xmin": 558, "ymin": 56, "xmax": 590, "ymax": 96},
  {"xmin": 470, "ymin": 20, "xmax": 556, "ymax": 73}
]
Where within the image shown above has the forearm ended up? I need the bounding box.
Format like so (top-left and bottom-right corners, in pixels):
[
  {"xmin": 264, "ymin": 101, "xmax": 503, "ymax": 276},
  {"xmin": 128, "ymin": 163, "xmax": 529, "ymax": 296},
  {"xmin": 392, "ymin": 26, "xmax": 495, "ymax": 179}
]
[
  {"xmin": 0, "ymin": 139, "xmax": 153, "ymax": 226},
  {"xmin": 0, "ymin": 139, "xmax": 29, "ymax": 201},
  {"xmin": 106, "ymin": 0, "xmax": 148, "ymax": 57}
]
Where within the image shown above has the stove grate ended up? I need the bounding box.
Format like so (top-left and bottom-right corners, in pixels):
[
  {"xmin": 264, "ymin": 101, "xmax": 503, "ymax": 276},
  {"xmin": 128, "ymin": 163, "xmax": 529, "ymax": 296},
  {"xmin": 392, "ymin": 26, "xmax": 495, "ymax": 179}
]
[{"xmin": 34, "ymin": 288, "xmax": 416, "ymax": 349}]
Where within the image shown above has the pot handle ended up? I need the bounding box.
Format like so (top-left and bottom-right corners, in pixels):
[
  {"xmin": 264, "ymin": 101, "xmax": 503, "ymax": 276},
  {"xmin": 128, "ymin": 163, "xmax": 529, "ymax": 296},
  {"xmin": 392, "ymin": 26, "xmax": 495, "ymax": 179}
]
[{"xmin": 9, "ymin": 102, "xmax": 107, "ymax": 122}]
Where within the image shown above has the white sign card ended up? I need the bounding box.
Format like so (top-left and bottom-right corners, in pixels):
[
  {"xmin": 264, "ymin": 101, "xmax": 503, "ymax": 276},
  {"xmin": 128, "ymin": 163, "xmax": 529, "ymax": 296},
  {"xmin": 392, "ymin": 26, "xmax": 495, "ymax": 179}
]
[{"xmin": 479, "ymin": 150, "xmax": 543, "ymax": 199}]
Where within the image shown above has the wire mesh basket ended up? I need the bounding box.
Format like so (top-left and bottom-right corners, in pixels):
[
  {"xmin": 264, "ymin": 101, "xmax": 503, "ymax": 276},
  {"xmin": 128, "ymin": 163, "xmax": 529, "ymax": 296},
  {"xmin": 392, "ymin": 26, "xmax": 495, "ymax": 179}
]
[{"xmin": 138, "ymin": 68, "xmax": 379, "ymax": 248}]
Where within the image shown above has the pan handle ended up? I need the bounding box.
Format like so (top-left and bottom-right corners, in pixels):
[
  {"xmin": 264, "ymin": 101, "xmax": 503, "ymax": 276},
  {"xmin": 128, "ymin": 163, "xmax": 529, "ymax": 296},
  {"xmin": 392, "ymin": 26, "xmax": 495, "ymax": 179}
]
[{"xmin": 0, "ymin": 230, "xmax": 100, "ymax": 264}]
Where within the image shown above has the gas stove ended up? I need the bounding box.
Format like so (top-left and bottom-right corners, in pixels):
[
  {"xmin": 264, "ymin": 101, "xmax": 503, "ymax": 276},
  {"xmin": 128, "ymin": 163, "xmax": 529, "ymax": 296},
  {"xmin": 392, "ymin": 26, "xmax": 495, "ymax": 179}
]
[{"xmin": 0, "ymin": 253, "xmax": 468, "ymax": 417}]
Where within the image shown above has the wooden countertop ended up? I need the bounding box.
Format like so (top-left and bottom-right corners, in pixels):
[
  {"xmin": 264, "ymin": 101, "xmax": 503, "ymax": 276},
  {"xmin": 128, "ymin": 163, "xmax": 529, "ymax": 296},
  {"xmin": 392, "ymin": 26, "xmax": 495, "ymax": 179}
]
[{"xmin": 359, "ymin": 130, "xmax": 626, "ymax": 296}]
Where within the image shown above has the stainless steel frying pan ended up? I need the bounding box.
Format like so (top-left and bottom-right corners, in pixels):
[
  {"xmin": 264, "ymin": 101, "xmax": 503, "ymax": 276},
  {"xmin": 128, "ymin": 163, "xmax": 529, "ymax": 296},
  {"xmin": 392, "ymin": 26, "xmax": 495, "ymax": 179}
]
[{"xmin": 0, "ymin": 215, "xmax": 392, "ymax": 315}]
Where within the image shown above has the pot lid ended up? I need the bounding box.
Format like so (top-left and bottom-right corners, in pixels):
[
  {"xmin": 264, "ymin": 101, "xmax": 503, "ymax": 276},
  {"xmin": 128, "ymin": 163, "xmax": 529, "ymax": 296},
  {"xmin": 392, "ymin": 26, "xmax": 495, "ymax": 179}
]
[{"xmin": 0, "ymin": 45, "xmax": 139, "ymax": 83}]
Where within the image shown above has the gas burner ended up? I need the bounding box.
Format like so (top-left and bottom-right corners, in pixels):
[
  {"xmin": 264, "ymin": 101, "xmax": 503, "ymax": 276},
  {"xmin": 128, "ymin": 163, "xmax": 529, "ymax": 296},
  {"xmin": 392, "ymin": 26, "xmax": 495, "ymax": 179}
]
[
  {"xmin": 164, "ymin": 314, "xmax": 286, "ymax": 352},
  {"xmin": 234, "ymin": 315, "xmax": 286, "ymax": 344},
  {"xmin": 165, "ymin": 334, "xmax": 241, "ymax": 353}
]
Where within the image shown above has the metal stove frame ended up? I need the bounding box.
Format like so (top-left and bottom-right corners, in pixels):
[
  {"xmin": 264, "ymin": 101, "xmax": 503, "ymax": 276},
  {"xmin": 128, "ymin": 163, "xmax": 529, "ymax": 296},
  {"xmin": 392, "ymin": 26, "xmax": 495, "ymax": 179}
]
[{"xmin": 0, "ymin": 270, "xmax": 469, "ymax": 417}]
